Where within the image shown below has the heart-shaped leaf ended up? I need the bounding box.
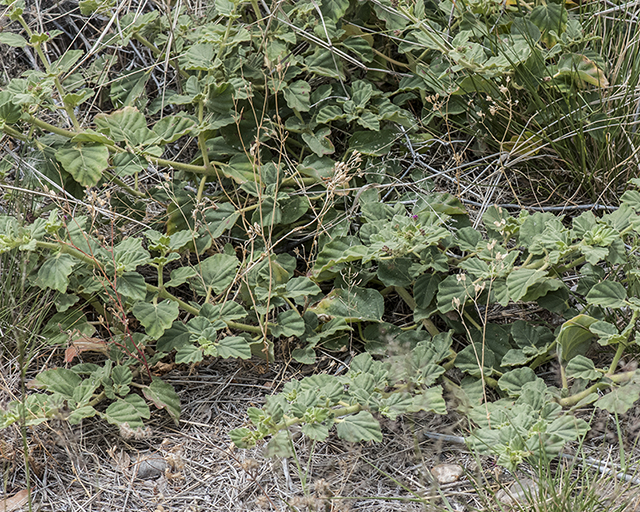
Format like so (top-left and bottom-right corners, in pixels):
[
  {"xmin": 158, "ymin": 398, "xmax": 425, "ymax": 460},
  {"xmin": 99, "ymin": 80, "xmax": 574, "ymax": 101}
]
[{"xmin": 55, "ymin": 144, "xmax": 109, "ymax": 187}]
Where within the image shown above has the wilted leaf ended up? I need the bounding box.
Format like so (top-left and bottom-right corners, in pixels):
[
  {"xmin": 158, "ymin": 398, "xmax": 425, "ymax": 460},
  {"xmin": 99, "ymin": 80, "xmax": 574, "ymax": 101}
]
[
  {"xmin": 0, "ymin": 489, "xmax": 28, "ymax": 512},
  {"xmin": 64, "ymin": 337, "xmax": 109, "ymax": 362},
  {"xmin": 143, "ymin": 378, "xmax": 181, "ymax": 423}
]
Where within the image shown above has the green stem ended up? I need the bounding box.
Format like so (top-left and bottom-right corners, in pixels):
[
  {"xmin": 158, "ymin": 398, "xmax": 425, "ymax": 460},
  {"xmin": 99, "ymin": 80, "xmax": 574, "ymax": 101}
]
[
  {"xmin": 556, "ymin": 370, "xmax": 638, "ymax": 407},
  {"xmin": 393, "ymin": 286, "xmax": 440, "ymax": 336},
  {"xmin": 555, "ymin": 255, "xmax": 586, "ymax": 274},
  {"xmin": 17, "ymin": 13, "xmax": 81, "ymax": 131},
  {"xmin": 462, "ymin": 310, "xmax": 482, "ymax": 331},
  {"xmin": 103, "ymin": 171, "xmax": 147, "ymax": 198},
  {"xmin": 53, "ymin": 76, "xmax": 81, "ymax": 130},
  {"xmin": 133, "ymin": 34, "xmax": 187, "ymax": 79},
  {"xmin": 607, "ymin": 310, "xmax": 640, "ymax": 376},
  {"xmin": 216, "ymin": 14, "xmax": 235, "ymax": 62},
  {"xmin": 2, "ymin": 124, "xmax": 29, "ymax": 141}
]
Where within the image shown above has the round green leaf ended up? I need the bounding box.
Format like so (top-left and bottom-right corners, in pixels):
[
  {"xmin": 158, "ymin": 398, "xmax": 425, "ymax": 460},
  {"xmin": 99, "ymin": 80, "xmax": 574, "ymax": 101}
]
[
  {"xmin": 55, "ymin": 143, "xmax": 109, "ymax": 187},
  {"xmin": 586, "ymin": 281, "xmax": 627, "ymax": 308}
]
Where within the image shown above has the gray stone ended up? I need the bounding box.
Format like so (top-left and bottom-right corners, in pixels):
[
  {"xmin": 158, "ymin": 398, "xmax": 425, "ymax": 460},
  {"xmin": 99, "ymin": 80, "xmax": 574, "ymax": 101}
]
[
  {"xmin": 496, "ymin": 478, "xmax": 540, "ymax": 506},
  {"xmin": 431, "ymin": 463, "xmax": 464, "ymax": 484}
]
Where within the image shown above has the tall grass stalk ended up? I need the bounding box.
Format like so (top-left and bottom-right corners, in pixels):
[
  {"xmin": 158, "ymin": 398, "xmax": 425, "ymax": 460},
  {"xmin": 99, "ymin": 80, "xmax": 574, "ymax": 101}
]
[{"xmin": 0, "ymin": 199, "xmax": 54, "ymax": 511}]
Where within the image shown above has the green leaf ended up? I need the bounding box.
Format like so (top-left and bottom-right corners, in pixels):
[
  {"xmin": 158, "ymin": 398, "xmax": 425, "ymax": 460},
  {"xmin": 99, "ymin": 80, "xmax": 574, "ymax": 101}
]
[
  {"xmin": 595, "ymin": 384, "xmax": 640, "ymax": 414},
  {"xmin": 586, "ymin": 281, "xmax": 627, "ymax": 308},
  {"xmin": 113, "ymin": 236, "xmax": 150, "ymax": 271},
  {"xmin": 377, "ymin": 257, "xmax": 413, "ymax": 287},
  {"xmin": 67, "ymin": 405, "xmax": 98, "ymax": 425},
  {"xmin": 111, "ymin": 365, "xmax": 133, "ymax": 396},
  {"xmin": 301, "ymin": 422, "xmax": 330, "ymax": 441},
  {"xmin": 51, "ymin": 50, "xmax": 84, "ymax": 74},
  {"xmin": 292, "ymin": 345, "xmax": 316, "ymax": 364},
  {"xmin": 63, "ymin": 89, "xmax": 94, "ymax": 108},
  {"xmin": 336, "ymin": 411, "xmax": 382, "ymax": 442},
  {"xmin": 94, "ymin": 106, "xmax": 155, "ymax": 146},
  {"xmin": 498, "ymin": 368, "xmax": 538, "ymax": 396},
  {"xmin": 409, "ymin": 387, "xmax": 447, "ymax": 415},
  {"xmin": 349, "ymin": 129, "xmax": 397, "ymax": 156},
  {"xmin": 284, "ymin": 80, "xmax": 311, "ymax": 112},
  {"xmin": 175, "ymin": 343, "xmax": 203, "ymax": 364},
  {"xmin": 414, "ymin": 273, "xmax": 442, "ymax": 309},
  {"xmin": 205, "ymin": 202, "xmax": 239, "ymax": 238},
  {"xmin": 124, "ymin": 393, "xmax": 151, "ymax": 419},
  {"xmin": 436, "ymin": 274, "xmax": 475, "ymax": 314},
  {"xmin": 114, "ymin": 272, "xmax": 147, "ymax": 301},
  {"xmin": 265, "ymin": 430, "xmax": 294, "ymax": 457},
  {"xmin": 217, "ymin": 336, "xmax": 252, "ymax": 359},
  {"xmin": 511, "ymin": 320, "xmax": 554, "ymax": 351},
  {"xmin": 507, "ymin": 268, "xmax": 547, "ymax": 303},
  {"xmin": 229, "ymin": 427, "xmax": 254, "ymax": 449},
  {"xmin": 34, "ymin": 368, "xmax": 82, "ymax": 398},
  {"xmin": 0, "ymin": 32, "xmax": 28, "ymax": 47},
  {"xmin": 132, "ymin": 300, "xmax": 180, "ymax": 339},
  {"xmin": 196, "ymin": 253, "xmax": 239, "ymax": 295},
  {"xmin": 316, "ymin": 105, "xmax": 345, "ymax": 125},
  {"xmin": 302, "ymin": 127, "xmax": 335, "ymax": 157},
  {"xmin": 341, "ymin": 36, "xmax": 373, "ymax": 63},
  {"xmin": 530, "ymin": 3, "xmax": 567, "ymax": 46},
  {"xmin": 546, "ymin": 415, "xmax": 589, "ymax": 442},
  {"xmin": 104, "ymin": 399, "xmax": 144, "ymax": 427},
  {"xmin": 272, "ymin": 309, "xmax": 306, "ymax": 337},
  {"xmin": 143, "ymin": 377, "xmax": 181, "ymax": 423},
  {"xmin": 320, "ymin": 0, "xmax": 350, "ymax": 20},
  {"xmin": 180, "ymin": 43, "xmax": 222, "ymax": 71},
  {"xmin": 284, "ymin": 277, "xmax": 321, "ymax": 300},
  {"xmin": 110, "ymin": 68, "xmax": 149, "ymax": 108},
  {"xmin": 312, "ymin": 287, "xmax": 384, "ymax": 322},
  {"xmin": 455, "ymin": 343, "xmax": 495, "ymax": 378},
  {"xmin": 165, "ymin": 267, "xmax": 198, "ymax": 288},
  {"xmin": 152, "ymin": 114, "xmax": 197, "ymax": 143},
  {"xmin": 565, "ymin": 355, "xmax": 600, "ymax": 381},
  {"xmin": 36, "ymin": 253, "xmax": 75, "ymax": 293},
  {"xmin": 556, "ymin": 314, "xmax": 597, "ymax": 363},
  {"xmin": 200, "ymin": 301, "xmax": 247, "ymax": 322},
  {"xmin": 313, "ymin": 237, "xmax": 368, "ymax": 278},
  {"xmin": 55, "ymin": 144, "xmax": 109, "ymax": 187},
  {"xmin": 456, "ymin": 227, "xmax": 482, "ymax": 252},
  {"xmin": 557, "ymin": 53, "xmax": 608, "ymax": 88}
]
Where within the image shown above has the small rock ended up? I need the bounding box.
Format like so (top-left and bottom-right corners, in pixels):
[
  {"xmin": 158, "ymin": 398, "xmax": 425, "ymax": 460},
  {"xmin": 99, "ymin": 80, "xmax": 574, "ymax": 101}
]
[
  {"xmin": 133, "ymin": 452, "xmax": 168, "ymax": 480},
  {"xmin": 496, "ymin": 478, "xmax": 539, "ymax": 506},
  {"xmin": 431, "ymin": 463, "xmax": 464, "ymax": 484}
]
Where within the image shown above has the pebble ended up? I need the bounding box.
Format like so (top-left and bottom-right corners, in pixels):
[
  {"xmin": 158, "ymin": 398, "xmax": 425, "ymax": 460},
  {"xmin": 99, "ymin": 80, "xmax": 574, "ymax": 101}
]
[
  {"xmin": 496, "ymin": 478, "xmax": 539, "ymax": 506},
  {"xmin": 431, "ymin": 463, "xmax": 464, "ymax": 484},
  {"xmin": 133, "ymin": 452, "xmax": 169, "ymax": 480}
]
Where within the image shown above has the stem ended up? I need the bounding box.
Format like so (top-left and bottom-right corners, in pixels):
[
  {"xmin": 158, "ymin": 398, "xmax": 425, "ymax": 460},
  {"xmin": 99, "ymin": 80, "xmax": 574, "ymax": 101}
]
[
  {"xmin": 133, "ymin": 34, "xmax": 187, "ymax": 79},
  {"xmin": 393, "ymin": 285, "xmax": 440, "ymax": 336},
  {"xmin": 556, "ymin": 370, "xmax": 638, "ymax": 407},
  {"xmin": 371, "ymin": 47, "xmax": 411, "ymax": 69},
  {"xmin": 607, "ymin": 310, "xmax": 639, "ymax": 376},
  {"xmin": 216, "ymin": 14, "xmax": 235, "ymax": 62},
  {"xmin": 555, "ymin": 255, "xmax": 586, "ymax": 274}
]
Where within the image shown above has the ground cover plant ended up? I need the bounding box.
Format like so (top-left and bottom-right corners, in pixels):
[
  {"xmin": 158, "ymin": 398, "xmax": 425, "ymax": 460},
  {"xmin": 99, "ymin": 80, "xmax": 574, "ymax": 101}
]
[{"xmin": 1, "ymin": 0, "xmax": 640, "ymax": 508}]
